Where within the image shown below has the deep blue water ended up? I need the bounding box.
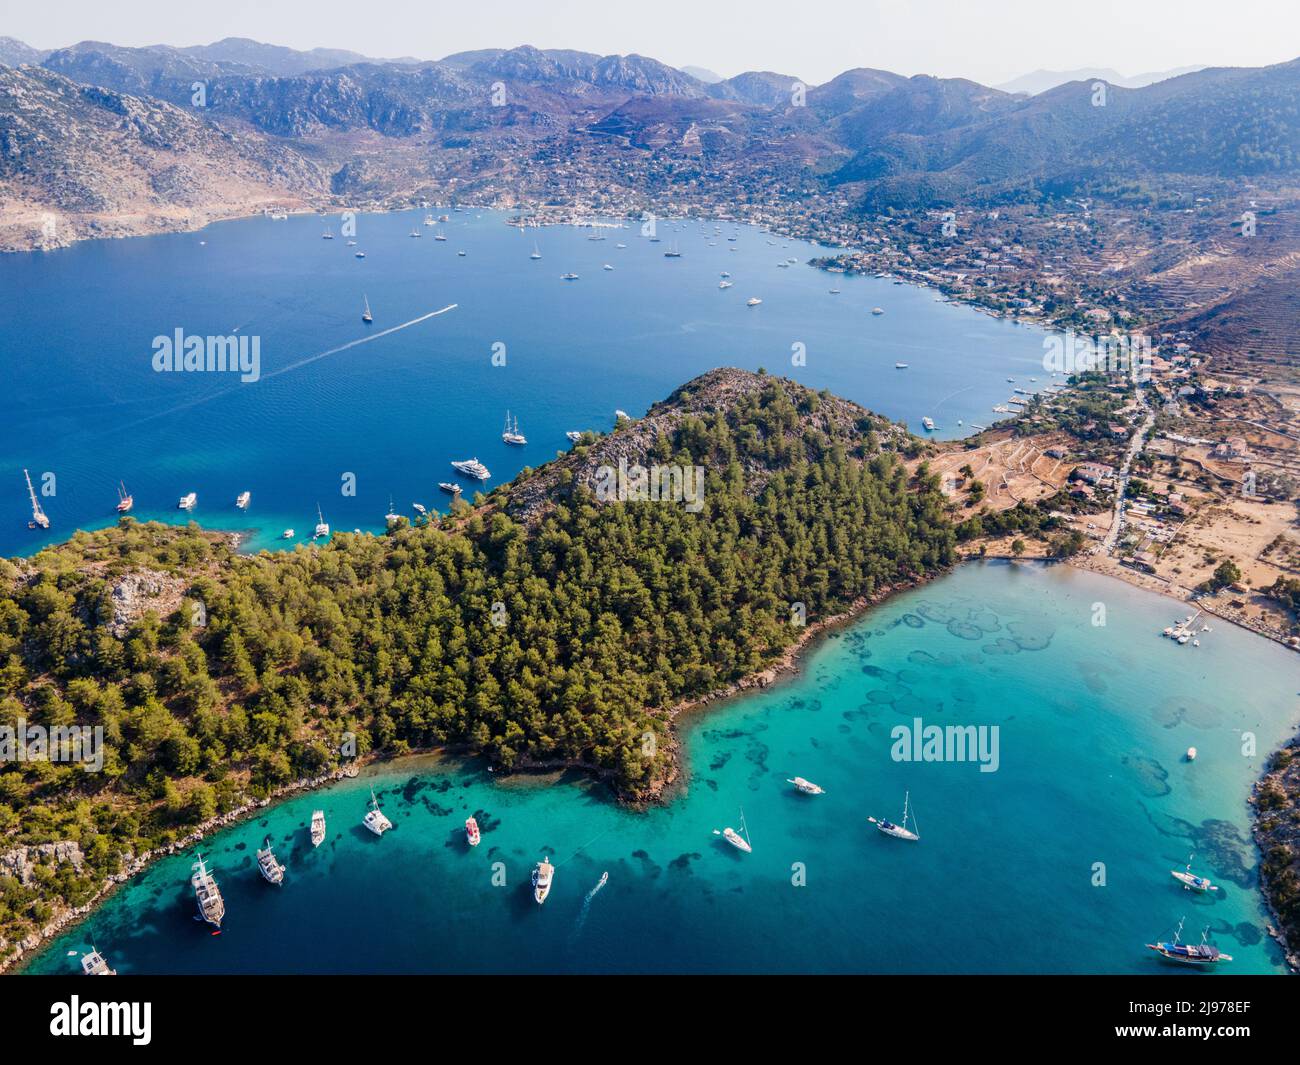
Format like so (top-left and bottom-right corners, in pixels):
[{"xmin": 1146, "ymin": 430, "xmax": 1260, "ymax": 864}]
[
  {"xmin": 0, "ymin": 208, "xmax": 1053, "ymax": 556},
  {"xmin": 25, "ymin": 563, "xmax": 1300, "ymax": 974}
]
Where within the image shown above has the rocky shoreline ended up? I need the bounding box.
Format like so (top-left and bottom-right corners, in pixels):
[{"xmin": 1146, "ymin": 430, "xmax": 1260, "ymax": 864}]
[
  {"xmin": 1, "ymin": 763, "xmax": 361, "ymax": 974},
  {"xmin": 1250, "ymin": 737, "xmax": 1300, "ymax": 971}
]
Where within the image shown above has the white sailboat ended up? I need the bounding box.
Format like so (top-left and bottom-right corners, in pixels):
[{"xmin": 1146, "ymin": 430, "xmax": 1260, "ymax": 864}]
[
  {"xmin": 313, "ymin": 504, "xmax": 330, "ymax": 539},
  {"xmin": 1170, "ymin": 854, "xmax": 1218, "ymax": 892},
  {"xmin": 310, "ymin": 810, "xmax": 326, "ymax": 847},
  {"xmin": 530, "ymin": 242, "xmax": 542, "ymax": 260},
  {"xmin": 362, "ymin": 295, "xmax": 373, "ymax": 323},
  {"xmin": 718, "ymin": 807, "xmax": 753, "ymax": 853},
  {"xmin": 363, "ymin": 788, "xmax": 392, "ymax": 836},
  {"xmin": 502, "ymin": 411, "xmax": 526, "ymax": 445},
  {"xmin": 869, "ymin": 790, "xmax": 920, "ymax": 840}
]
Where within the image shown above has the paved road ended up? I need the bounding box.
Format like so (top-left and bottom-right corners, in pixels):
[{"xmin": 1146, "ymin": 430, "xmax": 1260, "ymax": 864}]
[{"xmin": 1102, "ymin": 386, "xmax": 1155, "ymax": 556}]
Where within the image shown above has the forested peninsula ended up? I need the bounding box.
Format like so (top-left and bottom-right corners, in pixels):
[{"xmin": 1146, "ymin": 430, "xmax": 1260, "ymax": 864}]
[{"xmin": 0, "ymin": 368, "xmax": 956, "ymax": 962}]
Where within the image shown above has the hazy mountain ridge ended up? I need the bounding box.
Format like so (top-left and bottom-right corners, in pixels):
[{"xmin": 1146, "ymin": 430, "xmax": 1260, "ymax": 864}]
[{"xmin": 1, "ymin": 34, "xmax": 1298, "ymax": 250}]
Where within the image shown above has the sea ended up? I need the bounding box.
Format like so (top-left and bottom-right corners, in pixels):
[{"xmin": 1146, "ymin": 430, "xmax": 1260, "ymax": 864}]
[{"xmin": 1, "ymin": 207, "xmax": 1054, "ymax": 557}]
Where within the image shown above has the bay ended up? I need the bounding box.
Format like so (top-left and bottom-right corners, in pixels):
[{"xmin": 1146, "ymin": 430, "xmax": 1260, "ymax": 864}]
[
  {"xmin": 1, "ymin": 208, "xmax": 1051, "ymax": 557},
  {"xmin": 24, "ymin": 562, "xmax": 1298, "ymax": 974}
]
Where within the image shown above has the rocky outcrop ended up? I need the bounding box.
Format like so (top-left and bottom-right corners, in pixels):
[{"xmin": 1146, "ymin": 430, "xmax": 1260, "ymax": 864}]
[
  {"xmin": 0, "ymin": 840, "xmax": 85, "ymax": 886},
  {"xmin": 107, "ymin": 569, "xmax": 189, "ymax": 636},
  {"xmin": 1253, "ymin": 736, "xmax": 1300, "ymax": 971}
]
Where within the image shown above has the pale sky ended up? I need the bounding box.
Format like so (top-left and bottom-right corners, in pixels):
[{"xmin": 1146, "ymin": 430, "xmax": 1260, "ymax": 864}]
[{"xmin": 7, "ymin": 0, "xmax": 1299, "ymax": 85}]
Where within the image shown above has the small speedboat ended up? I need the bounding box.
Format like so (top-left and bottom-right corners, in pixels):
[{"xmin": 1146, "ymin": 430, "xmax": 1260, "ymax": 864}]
[{"xmin": 747, "ymin": 297, "xmax": 762, "ymax": 307}]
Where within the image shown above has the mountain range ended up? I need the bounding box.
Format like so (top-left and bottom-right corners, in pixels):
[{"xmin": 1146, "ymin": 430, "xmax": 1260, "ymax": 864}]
[{"xmin": 1, "ymin": 36, "xmax": 1297, "ymax": 248}]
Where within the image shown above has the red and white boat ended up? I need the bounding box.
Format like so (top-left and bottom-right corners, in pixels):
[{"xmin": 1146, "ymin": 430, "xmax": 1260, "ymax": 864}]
[{"xmin": 465, "ymin": 816, "xmax": 480, "ymax": 847}]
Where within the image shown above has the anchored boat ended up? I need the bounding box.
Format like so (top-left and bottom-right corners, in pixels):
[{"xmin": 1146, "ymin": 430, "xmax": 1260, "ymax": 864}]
[
  {"xmin": 532, "ymin": 856, "xmax": 555, "ymax": 903},
  {"xmin": 718, "ymin": 807, "xmax": 753, "ymax": 853},
  {"xmin": 1170, "ymin": 855, "xmax": 1217, "ymax": 892},
  {"xmin": 363, "ymin": 788, "xmax": 392, "ymax": 836},
  {"xmin": 466, "ymin": 816, "xmax": 481, "ymax": 847},
  {"xmin": 869, "ymin": 790, "xmax": 920, "ymax": 841},
  {"xmin": 81, "ymin": 947, "xmax": 116, "ymax": 975},
  {"xmin": 787, "ymin": 777, "xmax": 825, "ymax": 795},
  {"xmin": 256, "ymin": 838, "xmax": 286, "ymax": 885},
  {"xmin": 1146, "ymin": 918, "xmax": 1232, "ymax": 966},
  {"xmin": 191, "ymin": 852, "xmax": 225, "ymax": 932},
  {"xmin": 310, "ymin": 810, "xmax": 326, "ymax": 847}
]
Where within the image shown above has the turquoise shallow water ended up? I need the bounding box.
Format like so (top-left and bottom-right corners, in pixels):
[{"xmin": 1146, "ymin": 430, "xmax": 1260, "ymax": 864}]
[
  {"xmin": 25, "ymin": 562, "xmax": 1300, "ymax": 974},
  {"xmin": 1, "ymin": 208, "xmax": 1051, "ymax": 557}
]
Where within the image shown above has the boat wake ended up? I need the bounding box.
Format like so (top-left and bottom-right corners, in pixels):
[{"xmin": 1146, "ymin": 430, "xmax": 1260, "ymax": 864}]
[
  {"xmin": 105, "ymin": 305, "xmax": 459, "ymax": 436},
  {"xmin": 569, "ymin": 872, "xmax": 609, "ymax": 943}
]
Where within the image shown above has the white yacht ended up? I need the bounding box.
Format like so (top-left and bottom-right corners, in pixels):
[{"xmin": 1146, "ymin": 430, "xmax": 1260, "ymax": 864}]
[
  {"xmin": 438, "ymin": 482, "xmax": 462, "ymax": 495},
  {"xmin": 869, "ymin": 790, "xmax": 920, "ymax": 841},
  {"xmin": 363, "ymin": 789, "xmax": 392, "ymax": 836},
  {"xmin": 465, "ymin": 816, "xmax": 481, "ymax": 847},
  {"xmin": 235, "ymin": 491, "xmax": 251, "ymax": 509},
  {"xmin": 721, "ymin": 807, "xmax": 753, "ymax": 853},
  {"xmin": 81, "ymin": 948, "xmax": 116, "ymax": 975},
  {"xmin": 719, "ymin": 280, "xmax": 733, "ymax": 289},
  {"xmin": 895, "ymin": 362, "xmax": 909, "ymax": 369},
  {"xmin": 532, "ymin": 856, "xmax": 555, "ymax": 903},
  {"xmin": 561, "ymin": 272, "xmax": 579, "ymax": 281},
  {"xmin": 530, "ymin": 243, "xmax": 542, "ymax": 260},
  {"xmin": 362, "ymin": 295, "xmax": 373, "ymax": 323},
  {"xmin": 178, "ymin": 492, "xmax": 197, "ymax": 510},
  {"xmin": 603, "ymin": 263, "xmax": 614, "ymax": 271},
  {"xmin": 313, "ymin": 505, "xmax": 330, "ymax": 539},
  {"xmin": 921, "ymin": 417, "xmax": 936, "ymax": 431},
  {"xmin": 746, "ymin": 297, "xmax": 762, "ymax": 307},
  {"xmin": 614, "ymin": 409, "xmax": 630, "ymax": 422},
  {"xmin": 502, "ymin": 411, "xmax": 527, "ymax": 445},
  {"xmin": 282, "ymin": 528, "xmax": 295, "ymax": 539},
  {"xmin": 256, "ymin": 839, "xmax": 286, "ymax": 885},
  {"xmin": 871, "ymin": 307, "xmax": 885, "ymax": 315},
  {"xmin": 355, "ymin": 251, "xmax": 366, "ymax": 259},
  {"xmin": 787, "ymin": 777, "xmax": 825, "ymax": 795},
  {"xmin": 24, "ymin": 469, "xmax": 49, "ymax": 529},
  {"xmin": 191, "ymin": 852, "xmax": 225, "ymax": 930},
  {"xmin": 1171, "ymin": 855, "xmax": 1217, "ymax": 892},
  {"xmin": 451, "ymin": 457, "xmax": 490, "ymax": 480},
  {"xmin": 566, "ymin": 430, "xmax": 583, "ymax": 443},
  {"xmin": 424, "ymin": 214, "xmax": 435, "ymax": 226},
  {"xmin": 310, "ymin": 810, "xmax": 326, "ymax": 847}
]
